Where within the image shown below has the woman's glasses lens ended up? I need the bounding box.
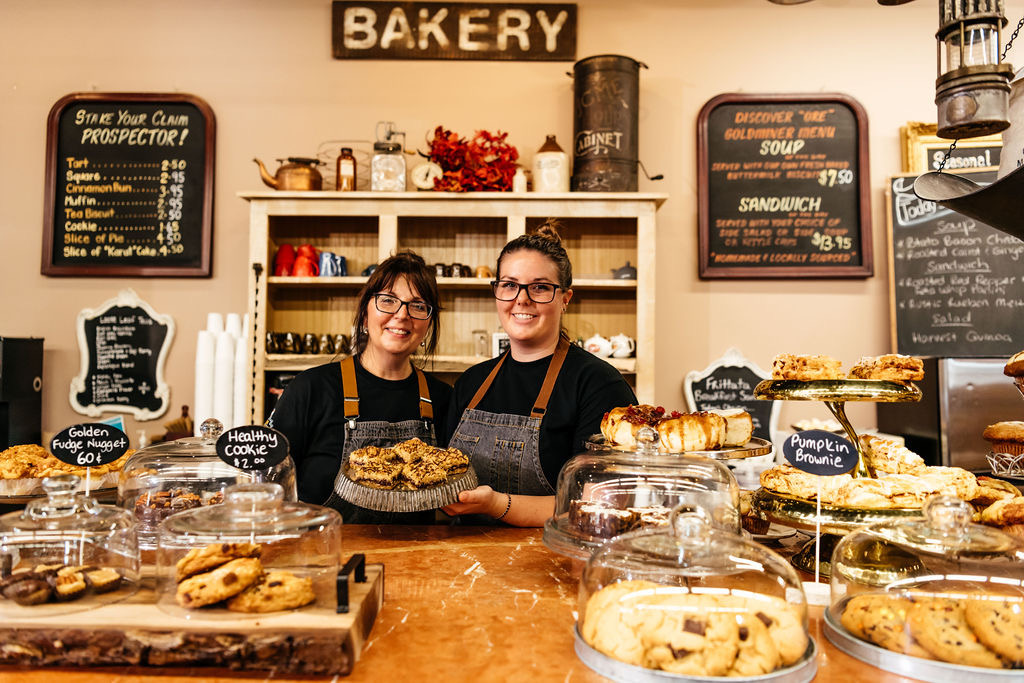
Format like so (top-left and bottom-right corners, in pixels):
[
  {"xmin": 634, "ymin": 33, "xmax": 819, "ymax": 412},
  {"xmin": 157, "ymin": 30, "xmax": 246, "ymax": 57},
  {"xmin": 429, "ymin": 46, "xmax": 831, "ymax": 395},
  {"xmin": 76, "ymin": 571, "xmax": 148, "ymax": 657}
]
[
  {"xmin": 490, "ymin": 280, "xmax": 558, "ymax": 303},
  {"xmin": 374, "ymin": 294, "xmax": 432, "ymax": 319}
]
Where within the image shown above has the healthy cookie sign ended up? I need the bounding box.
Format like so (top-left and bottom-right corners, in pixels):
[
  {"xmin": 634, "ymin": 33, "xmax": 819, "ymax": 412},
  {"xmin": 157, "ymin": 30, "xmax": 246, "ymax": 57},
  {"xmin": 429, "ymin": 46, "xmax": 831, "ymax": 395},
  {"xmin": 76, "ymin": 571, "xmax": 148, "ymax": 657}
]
[
  {"xmin": 697, "ymin": 93, "xmax": 873, "ymax": 279},
  {"xmin": 783, "ymin": 430, "xmax": 858, "ymax": 476}
]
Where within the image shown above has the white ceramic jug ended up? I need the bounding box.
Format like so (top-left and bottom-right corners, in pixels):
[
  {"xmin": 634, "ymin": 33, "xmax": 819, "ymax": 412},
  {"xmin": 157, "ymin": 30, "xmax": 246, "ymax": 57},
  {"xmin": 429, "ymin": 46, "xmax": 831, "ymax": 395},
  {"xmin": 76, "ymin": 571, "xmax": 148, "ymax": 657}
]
[
  {"xmin": 584, "ymin": 334, "xmax": 613, "ymax": 357},
  {"xmin": 610, "ymin": 334, "xmax": 635, "ymax": 358}
]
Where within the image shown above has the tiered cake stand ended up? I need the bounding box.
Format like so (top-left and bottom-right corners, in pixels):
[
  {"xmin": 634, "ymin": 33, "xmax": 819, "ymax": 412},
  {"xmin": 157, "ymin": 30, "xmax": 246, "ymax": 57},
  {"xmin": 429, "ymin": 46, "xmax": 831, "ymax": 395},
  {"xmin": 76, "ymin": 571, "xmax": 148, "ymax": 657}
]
[{"xmin": 751, "ymin": 379, "xmax": 923, "ymax": 576}]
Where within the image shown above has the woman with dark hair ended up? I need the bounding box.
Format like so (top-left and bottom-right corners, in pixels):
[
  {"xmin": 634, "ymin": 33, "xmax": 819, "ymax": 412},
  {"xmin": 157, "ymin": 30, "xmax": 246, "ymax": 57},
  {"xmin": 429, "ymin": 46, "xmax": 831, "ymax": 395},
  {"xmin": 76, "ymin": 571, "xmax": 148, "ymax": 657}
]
[
  {"xmin": 268, "ymin": 250, "xmax": 451, "ymax": 523},
  {"xmin": 442, "ymin": 222, "xmax": 636, "ymax": 527}
]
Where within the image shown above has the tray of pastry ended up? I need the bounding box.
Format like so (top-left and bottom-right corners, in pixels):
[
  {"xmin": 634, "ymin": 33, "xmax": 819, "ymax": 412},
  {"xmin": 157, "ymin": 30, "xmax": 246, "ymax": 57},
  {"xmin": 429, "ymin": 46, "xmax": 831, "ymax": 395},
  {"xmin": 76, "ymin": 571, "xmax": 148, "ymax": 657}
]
[
  {"xmin": 825, "ymin": 594, "xmax": 1024, "ymax": 681},
  {"xmin": 0, "ymin": 444, "xmax": 130, "ymax": 503},
  {"xmin": 586, "ymin": 435, "xmax": 773, "ymax": 460},
  {"xmin": 751, "ymin": 489, "xmax": 923, "ymax": 536},
  {"xmin": 335, "ymin": 439, "xmax": 477, "ymax": 512},
  {"xmin": 754, "ymin": 379, "xmax": 922, "ymax": 403}
]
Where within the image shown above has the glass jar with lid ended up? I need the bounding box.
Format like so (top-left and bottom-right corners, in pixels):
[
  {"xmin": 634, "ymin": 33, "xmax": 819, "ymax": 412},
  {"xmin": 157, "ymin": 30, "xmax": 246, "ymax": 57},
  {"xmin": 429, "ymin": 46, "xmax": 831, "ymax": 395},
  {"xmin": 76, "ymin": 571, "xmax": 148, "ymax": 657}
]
[
  {"xmin": 155, "ymin": 482, "xmax": 342, "ymax": 619},
  {"xmin": 117, "ymin": 418, "xmax": 297, "ymax": 550},
  {"xmin": 827, "ymin": 495, "xmax": 1024, "ymax": 677},
  {"xmin": 0, "ymin": 474, "xmax": 140, "ymax": 616},
  {"xmin": 544, "ymin": 427, "xmax": 741, "ymax": 561},
  {"xmin": 577, "ymin": 506, "xmax": 816, "ymax": 680}
]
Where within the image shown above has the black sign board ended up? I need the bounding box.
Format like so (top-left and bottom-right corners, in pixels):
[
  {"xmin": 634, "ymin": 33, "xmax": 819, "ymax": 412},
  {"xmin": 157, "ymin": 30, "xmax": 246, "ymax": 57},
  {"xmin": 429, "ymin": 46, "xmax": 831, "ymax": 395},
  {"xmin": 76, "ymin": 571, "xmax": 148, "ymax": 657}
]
[
  {"xmin": 50, "ymin": 423, "xmax": 129, "ymax": 468},
  {"xmin": 70, "ymin": 290, "xmax": 173, "ymax": 421},
  {"xmin": 216, "ymin": 426, "xmax": 290, "ymax": 471},
  {"xmin": 698, "ymin": 93, "xmax": 873, "ymax": 279},
  {"xmin": 684, "ymin": 350, "xmax": 776, "ymax": 442},
  {"xmin": 42, "ymin": 93, "xmax": 215, "ymax": 277},
  {"xmin": 783, "ymin": 430, "xmax": 858, "ymax": 476},
  {"xmin": 332, "ymin": 2, "xmax": 577, "ymax": 61},
  {"xmin": 888, "ymin": 170, "xmax": 1024, "ymax": 357}
]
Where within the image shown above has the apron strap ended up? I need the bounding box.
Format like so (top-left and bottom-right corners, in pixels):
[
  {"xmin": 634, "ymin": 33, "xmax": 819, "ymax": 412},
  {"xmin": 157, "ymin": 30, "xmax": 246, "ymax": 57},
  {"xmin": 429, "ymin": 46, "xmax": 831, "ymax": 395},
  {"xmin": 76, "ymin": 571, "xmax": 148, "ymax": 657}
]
[
  {"xmin": 531, "ymin": 337, "xmax": 570, "ymax": 419},
  {"xmin": 340, "ymin": 355, "xmax": 359, "ymax": 419},
  {"xmin": 465, "ymin": 337, "xmax": 571, "ymax": 420},
  {"xmin": 414, "ymin": 365, "xmax": 433, "ymax": 420}
]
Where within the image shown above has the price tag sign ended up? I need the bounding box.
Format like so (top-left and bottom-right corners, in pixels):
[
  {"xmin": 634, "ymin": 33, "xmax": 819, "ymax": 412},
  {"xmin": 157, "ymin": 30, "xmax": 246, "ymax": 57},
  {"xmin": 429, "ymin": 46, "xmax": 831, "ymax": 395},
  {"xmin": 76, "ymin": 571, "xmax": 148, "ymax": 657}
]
[
  {"xmin": 782, "ymin": 429, "xmax": 858, "ymax": 476},
  {"xmin": 50, "ymin": 423, "xmax": 129, "ymax": 468},
  {"xmin": 216, "ymin": 425, "xmax": 289, "ymax": 471}
]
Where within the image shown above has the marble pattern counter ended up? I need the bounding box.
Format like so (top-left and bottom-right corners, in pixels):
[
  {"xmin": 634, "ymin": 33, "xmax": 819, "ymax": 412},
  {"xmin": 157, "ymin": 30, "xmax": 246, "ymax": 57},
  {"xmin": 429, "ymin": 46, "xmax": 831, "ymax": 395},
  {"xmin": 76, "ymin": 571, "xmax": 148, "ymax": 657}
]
[{"xmin": 0, "ymin": 525, "xmax": 923, "ymax": 682}]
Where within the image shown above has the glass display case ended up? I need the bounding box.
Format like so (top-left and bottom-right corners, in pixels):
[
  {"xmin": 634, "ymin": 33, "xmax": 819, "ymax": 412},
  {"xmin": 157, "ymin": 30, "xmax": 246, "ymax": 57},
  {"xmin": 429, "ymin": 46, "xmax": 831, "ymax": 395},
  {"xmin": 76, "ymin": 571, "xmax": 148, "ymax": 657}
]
[
  {"xmin": 827, "ymin": 495, "xmax": 1024, "ymax": 680},
  {"xmin": 0, "ymin": 475, "xmax": 140, "ymax": 617},
  {"xmin": 155, "ymin": 482, "xmax": 342, "ymax": 620},
  {"xmin": 575, "ymin": 507, "xmax": 817, "ymax": 681},
  {"xmin": 118, "ymin": 419, "xmax": 297, "ymax": 550}
]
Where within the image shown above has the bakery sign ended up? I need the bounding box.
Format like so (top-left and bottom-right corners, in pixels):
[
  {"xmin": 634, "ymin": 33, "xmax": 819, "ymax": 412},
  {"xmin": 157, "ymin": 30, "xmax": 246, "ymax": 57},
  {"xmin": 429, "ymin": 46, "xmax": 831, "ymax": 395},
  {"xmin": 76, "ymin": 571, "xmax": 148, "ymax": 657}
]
[
  {"xmin": 782, "ymin": 430, "xmax": 858, "ymax": 476},
  {"xmin": 332, "ymin": 2, "xmax": 577, "ymax": 60}
]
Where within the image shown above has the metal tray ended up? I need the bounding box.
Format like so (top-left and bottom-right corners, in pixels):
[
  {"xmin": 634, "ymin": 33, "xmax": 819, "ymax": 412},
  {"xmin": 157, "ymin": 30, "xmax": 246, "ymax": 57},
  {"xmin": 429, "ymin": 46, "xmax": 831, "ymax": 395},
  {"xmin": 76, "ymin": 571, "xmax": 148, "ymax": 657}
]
[
  {"xmin": 753, "ymin": 379, "xmax": 922, "ymax": 403},
  {"xmin": 823, "ymin": 604, "xmax": 1022, "ymax": 682},
  {"xmin": 585, "ymin": 435, "xmax": 773, "ymax": 460},
  {"xmin": 334, "ymin": 465, "xmax": 478, "ymax": 512},
  {"xmin": 574, "ymin": 625, "xmax": 818, "ymax": 683},
  {"xmin": 751, "ymin": 488, "xmax": 923, "ymax": 536}
]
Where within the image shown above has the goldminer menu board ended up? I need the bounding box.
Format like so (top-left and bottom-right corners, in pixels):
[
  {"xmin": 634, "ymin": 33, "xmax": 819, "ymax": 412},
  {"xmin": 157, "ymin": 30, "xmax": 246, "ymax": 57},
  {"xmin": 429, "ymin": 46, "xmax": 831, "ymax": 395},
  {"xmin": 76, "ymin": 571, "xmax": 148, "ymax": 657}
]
[
  {"xmin": 42, "ymin": 93, "xmax": 215, "ymax": 277},
  {"xmin": 697, "ymin": 93, "xmax": 872, "ymax": 279}
]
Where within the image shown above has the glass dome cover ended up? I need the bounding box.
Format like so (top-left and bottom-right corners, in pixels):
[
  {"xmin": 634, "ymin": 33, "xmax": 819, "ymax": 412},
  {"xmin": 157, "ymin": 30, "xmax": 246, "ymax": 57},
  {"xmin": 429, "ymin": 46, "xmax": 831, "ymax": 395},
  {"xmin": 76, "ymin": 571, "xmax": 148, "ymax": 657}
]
[
  {"xmin": 827, "ymin": 496, "xmax": 1024, "ymax": 675},
  {"xmin": 118, "ymin": 418, "xmax": 297, "ymax": 550},
  {"xmin": 0, "ymin": 475, "xmax": 140, "ymax": 617},
  {"xmin": 576, "ymin": 507, "xmax": 815, "ymax": 680},
  {"xmin": 155, "ymin": 482, "xmax": 342, "ymax": 620},
  {"xmin": 544, "ymin": 427, "xmax": 741, "ymax": 561}
]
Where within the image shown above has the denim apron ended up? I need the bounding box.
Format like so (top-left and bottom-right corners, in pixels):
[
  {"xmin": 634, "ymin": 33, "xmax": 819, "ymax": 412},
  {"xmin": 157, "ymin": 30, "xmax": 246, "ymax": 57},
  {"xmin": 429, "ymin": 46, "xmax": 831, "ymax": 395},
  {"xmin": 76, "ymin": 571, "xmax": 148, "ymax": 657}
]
[
  {"xmin": 324, "ymin": 355, "xmax": 436, "ymax": 524},
  {"xmin": 448, "ymin": 338, "xmax": 570, "ymax": 498}
]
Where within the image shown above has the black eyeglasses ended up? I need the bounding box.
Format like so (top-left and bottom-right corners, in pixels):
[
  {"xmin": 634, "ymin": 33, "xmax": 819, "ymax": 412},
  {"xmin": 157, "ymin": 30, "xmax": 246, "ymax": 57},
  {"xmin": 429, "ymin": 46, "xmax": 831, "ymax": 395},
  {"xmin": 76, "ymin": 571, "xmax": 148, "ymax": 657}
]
[
  {"xmin": 372, "ymin": 293, "xmax": 433, "ymax": 320},
  {"xmin": 490, "ymin": 280, "xmax": 561, "ymax": 303}
]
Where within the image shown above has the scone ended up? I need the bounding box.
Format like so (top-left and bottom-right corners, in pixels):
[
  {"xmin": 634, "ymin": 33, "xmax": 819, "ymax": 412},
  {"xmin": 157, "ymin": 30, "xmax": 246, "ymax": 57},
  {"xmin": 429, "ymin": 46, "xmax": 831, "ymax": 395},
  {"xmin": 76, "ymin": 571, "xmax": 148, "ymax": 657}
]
[
  {"xmin": 225, "ymin": 570, "xmax": 315, "ymax": 613},
  {"xmin": 1004, "ymin": 350, "xmax": 1024, "ymax": 377},
  {"xmin": 601, "ymin": 405, "xmax": 667, "ymax": 448},
  {"xmin": 848, "ymin": 354, "xmax": 925, "ymax": 382},
  {"xmin": 657, "ymin": 411, "xmax": 726, "ymax": 452},
  {"xmin": 860, "ymin": 434, "xmax": 926, "ymax": 475},
  {"xmin": 973, "ymin": 476, "xmax": 1022, "ymax": 507},
  {"xmin": 980, "ymin": 495, "xmax": 1024, "ymax": 527},
  {"xmin": 711, "ymin": 409, "xmax": 753, "ymax": 447},
  {"xmin": 983, "ymin": 421, "xmax": 1024, "ymax": 456},
  {"xmin": 771, "ymin": 354, "xmax": 844, "ymax": 380},
  {"xmin": 176, "ymin": 542, "xmax": 261, "ymax": 582},
  {"xmin": 175, "ymin": 557, "xmax": 264, "ymax": 608}
]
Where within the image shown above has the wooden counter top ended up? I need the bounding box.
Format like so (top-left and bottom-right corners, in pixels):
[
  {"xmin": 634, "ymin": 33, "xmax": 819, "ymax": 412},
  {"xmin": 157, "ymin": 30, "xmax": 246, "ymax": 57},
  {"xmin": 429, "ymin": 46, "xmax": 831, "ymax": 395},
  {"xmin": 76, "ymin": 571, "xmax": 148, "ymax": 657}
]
[{"xmin": 0, "ymin": 525, "xmax": 924, "ymax": 682}]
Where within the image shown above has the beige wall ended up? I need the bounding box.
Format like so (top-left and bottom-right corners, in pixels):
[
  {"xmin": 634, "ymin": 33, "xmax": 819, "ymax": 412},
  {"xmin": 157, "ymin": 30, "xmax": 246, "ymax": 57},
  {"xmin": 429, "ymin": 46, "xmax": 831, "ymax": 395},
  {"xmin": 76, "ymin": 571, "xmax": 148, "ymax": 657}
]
[{"xmin": 2, "ymin": 0, "xmax": 1004, "ymax": 441}]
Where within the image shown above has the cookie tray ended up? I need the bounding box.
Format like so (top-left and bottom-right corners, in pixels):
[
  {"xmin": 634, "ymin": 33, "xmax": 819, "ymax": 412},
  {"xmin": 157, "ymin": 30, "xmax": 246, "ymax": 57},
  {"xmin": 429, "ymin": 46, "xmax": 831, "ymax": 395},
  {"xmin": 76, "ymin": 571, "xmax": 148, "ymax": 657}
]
[
  {"xmin": 0, "ymin": 557, "xmax": 384, "ymax": 676},
  {"xmin": 336, "ymin": 464, "xmax": 478, "ymax": 512},
  {"xmin": 574, "ymin": 626, "xmax": 818, "ymax": 683},
  {"xmin": 823, "ymin": 605, "xmax": 1022, "ymax": 682}
]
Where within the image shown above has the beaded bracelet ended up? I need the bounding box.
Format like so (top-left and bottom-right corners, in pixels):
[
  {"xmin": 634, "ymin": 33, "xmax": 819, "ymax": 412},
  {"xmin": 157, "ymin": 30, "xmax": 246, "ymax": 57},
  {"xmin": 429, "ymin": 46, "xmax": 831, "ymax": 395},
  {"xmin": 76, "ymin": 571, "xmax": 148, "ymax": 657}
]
[{"xmin": 496, "ymin": 493, "xmax": 512, "ymax": 520}]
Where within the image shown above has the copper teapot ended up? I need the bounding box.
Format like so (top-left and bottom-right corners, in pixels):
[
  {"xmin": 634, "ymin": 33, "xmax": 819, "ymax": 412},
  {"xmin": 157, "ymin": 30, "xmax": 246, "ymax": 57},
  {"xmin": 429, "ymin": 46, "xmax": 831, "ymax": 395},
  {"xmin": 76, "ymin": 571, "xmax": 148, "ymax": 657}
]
[{"xmin": 254, "ymin": 157, "xmax": 323, "ymax": 191}]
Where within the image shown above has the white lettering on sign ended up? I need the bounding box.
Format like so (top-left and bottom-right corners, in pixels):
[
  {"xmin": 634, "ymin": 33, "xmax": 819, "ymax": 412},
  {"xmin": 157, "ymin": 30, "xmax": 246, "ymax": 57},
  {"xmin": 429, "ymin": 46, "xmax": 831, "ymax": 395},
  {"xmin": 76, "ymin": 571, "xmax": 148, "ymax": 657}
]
[
  {"xmin": 536, "ymin": 10, "xmax": 567, "ymax": 52},
  {"xmin": 381, "ymin": 7, "xmax": 415, "ymax": 49},
  {"xmin": 497, "ymin": 9, "xmax": 529, "ymax": 50},
  {"xmin": 418, "ymin": 8, "xmax": 449, "ymax": 49}
]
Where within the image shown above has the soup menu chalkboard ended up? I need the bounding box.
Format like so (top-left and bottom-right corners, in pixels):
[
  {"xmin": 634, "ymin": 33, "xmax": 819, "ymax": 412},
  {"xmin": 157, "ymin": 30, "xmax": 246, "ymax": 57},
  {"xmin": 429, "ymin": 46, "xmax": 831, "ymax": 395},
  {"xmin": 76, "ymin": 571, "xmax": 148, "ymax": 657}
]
[
  {"xmin": 698, "ymin": 93, "xmax": 872, "ymax": 279},
  {"xmin": 888, "ymin": 170, "xmax": 1024, "ymax": 357},
  {"xmin": 42, "ymin": 93, "xmax": 215, "ymax": 277},
  {"xmin": 70, "ymin": 289, "xmax": 174, "ymax": 420}
]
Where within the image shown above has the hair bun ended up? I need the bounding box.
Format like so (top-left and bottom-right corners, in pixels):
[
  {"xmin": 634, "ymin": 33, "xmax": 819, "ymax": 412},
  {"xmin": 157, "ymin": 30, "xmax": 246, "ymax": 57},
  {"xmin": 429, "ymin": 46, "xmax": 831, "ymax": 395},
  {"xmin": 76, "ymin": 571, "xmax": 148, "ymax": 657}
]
[{"xmin": 535, "ymin": 219, "xmax": 563, "ymax": 244}]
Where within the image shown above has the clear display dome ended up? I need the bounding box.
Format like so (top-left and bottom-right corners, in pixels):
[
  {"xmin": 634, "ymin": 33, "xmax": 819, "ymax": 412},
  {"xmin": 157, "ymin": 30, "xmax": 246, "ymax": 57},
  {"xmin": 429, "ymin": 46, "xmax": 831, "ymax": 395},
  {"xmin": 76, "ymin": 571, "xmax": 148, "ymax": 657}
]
[
  {"xmin": 117, "ymin": 419, "xmax": 297, "ymax": 550},
  {"xmin": 0, "ymin": 475, "xmax": 140, "ymax": 617},
  {"xmin": 576, "ymin": 507, "xmax": 816, "ymax": 681},
  {"xmin": 827, "ymin": 495, "xmax": 1024, "ymax": 677},
  {"xmin": 544, "ymin": 429, "xmax": 741, "ymax": 561},
  {"xmin": 155, "ymin": 482, "xmax": 342, "ymax": 620}
]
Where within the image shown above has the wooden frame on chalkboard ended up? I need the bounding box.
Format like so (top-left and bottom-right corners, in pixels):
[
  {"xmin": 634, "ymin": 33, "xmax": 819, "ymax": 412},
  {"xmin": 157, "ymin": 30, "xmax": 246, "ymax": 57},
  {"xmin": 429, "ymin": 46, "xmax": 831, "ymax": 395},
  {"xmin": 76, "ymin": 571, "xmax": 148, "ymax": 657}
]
[
  {"xmin": 41, "ymin": 92, "xmax": 215, "ymax": 277},
  {"xmin": 901, "ymin": 121, "xmax": 1002, "ymax": 174},
  {"xmin": 697, "ymin": 92, "xmax": 873, "ymax": 279}
]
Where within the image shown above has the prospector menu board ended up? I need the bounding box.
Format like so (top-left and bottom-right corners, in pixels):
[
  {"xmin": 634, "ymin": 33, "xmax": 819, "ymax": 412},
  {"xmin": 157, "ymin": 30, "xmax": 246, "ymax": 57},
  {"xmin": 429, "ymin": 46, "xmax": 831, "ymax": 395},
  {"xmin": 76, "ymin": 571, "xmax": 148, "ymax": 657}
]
[{"xmin": 42, "ymin": 93, "xmax": 215, "ymax": 277}]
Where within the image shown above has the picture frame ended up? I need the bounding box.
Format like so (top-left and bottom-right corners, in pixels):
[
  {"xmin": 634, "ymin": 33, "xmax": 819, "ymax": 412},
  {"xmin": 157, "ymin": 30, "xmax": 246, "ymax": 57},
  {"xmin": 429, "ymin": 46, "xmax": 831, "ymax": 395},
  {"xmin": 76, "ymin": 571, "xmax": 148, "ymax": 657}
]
[{"xmin": 900, "ymin": 121, "xmax": 1002, "ymax": 174}]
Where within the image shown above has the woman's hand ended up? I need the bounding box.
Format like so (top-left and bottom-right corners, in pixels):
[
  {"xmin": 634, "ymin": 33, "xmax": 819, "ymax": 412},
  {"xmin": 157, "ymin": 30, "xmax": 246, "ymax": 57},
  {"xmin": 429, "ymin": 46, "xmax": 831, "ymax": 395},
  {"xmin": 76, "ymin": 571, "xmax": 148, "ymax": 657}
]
[{"xmin": 441, "ymin": 485, "xmax": 506, "ymax": 518}]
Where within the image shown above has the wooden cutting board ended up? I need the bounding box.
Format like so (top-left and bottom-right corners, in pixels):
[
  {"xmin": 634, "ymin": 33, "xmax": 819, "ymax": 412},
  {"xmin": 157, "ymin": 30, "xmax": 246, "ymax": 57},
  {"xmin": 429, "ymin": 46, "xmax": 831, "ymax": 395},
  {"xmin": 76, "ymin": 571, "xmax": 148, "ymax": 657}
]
[{"xmin": 0, "ymin": 561, "xmax": 383, "ymax": 676}]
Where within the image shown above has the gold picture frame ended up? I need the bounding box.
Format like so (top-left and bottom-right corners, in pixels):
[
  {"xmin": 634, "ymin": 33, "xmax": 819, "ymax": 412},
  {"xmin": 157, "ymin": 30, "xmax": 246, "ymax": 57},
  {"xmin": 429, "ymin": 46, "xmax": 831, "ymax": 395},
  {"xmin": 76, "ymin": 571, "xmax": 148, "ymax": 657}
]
[{"xmin": 900, "ymin": 121, "xmax": 1002, "ymax": 173}]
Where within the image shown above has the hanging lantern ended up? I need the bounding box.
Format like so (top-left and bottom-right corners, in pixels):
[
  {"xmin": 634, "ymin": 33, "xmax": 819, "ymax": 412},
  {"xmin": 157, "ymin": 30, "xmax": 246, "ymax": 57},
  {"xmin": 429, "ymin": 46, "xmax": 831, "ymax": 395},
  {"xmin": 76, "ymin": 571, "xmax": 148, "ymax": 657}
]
[{"xmin": 934, "ymin": 0, "xmax": 1014, "ymax": 138}]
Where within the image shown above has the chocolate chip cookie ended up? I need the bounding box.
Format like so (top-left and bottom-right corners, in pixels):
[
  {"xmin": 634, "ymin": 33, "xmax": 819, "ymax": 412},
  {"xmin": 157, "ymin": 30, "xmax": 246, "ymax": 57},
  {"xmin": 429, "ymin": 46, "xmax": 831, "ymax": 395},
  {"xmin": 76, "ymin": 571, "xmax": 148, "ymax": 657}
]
[
  {"xmin": 225, "ymin": 570, "xmax": 316, "ymax": 613},
  {"xmin": 965, "ymin": 596, "xmax": 1024, "ymax": 666},
  {"xmin": 175, "ymin": 542, "xmax": 261, "ymax": 582},
  {"xmin": 908, "ymin": 598, "xmax": 1006, "ymax": 669},
  {"xmin": 175, "ymin": 557, "xmax": 263, "ymax": 608}
]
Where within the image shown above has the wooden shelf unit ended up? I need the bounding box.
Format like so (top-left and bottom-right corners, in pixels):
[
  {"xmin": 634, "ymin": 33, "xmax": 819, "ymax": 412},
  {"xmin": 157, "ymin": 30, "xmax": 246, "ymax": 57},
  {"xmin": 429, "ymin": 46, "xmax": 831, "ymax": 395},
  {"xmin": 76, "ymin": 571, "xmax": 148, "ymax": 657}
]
[{"xmin": 242, "ymin": 191, "xmax": 666, "ymax": 423}]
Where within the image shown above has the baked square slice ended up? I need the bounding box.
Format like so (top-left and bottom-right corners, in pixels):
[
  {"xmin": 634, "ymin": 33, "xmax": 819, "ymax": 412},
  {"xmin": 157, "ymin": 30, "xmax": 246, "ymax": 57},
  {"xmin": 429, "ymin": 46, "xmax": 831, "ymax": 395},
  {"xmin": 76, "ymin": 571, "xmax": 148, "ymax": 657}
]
[
  {"xmin": 348, "ymin": 445, "xmax": 397, "ymax": 467},
  {"xmin": 771, "ymin": 354, "xmax": 844, "ymax": 380},
  {"xmin": 848, "ymin": 354, "xmax": 925, "ymax": 381},
  {"xmin": 348, "ymin": 460, "xmax": 403, "ymax": 488},
  {"xmin": 392, "ymin": 437, "xmax": 436, "ymax": 464},
  {"xmin": 437, "ymin": 447, "xmax": 469, "ymax": 475},
  {"xmin": 400, "ymin": 458, "xmax": 448, "ymax": 488}
]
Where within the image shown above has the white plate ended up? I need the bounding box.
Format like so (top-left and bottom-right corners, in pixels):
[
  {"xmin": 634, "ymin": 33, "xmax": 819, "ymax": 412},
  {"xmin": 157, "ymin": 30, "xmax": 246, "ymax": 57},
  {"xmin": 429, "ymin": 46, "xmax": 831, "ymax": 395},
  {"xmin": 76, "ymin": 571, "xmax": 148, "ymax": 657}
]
[{"xmin": 750, "ymin": 524, "xmax": 797, "ymax": 542}]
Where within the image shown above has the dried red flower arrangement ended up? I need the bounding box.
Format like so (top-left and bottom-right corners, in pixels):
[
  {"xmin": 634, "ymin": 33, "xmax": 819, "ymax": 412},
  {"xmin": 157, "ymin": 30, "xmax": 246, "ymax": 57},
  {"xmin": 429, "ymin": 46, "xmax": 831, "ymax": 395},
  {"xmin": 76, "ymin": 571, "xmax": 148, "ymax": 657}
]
[{"xmin": 425, "ymin": 125, "xmax": 519, "ymax": 192}]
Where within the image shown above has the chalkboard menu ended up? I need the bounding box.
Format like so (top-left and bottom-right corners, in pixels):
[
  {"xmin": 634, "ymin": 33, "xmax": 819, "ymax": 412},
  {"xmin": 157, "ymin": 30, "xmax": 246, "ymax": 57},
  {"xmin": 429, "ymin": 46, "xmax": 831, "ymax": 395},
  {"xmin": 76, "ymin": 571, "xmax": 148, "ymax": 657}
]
[
  {"xmin": 888, "ymin": 170, "xmax": 1024, "ymax": 357},
  {"xmin": 684, "ymin": 348, "xmax": 777, "ymax": 442},
  {"xmin": 698, "ymin": 93, "xmax": 872, "ymax": 279},
  {"xmin": 70, "ymin": 289, "xmax": 175, "ymax": 420},
  {"xmin": 42, "ymin": 93, "xmax": 215, "ymax": 277}
]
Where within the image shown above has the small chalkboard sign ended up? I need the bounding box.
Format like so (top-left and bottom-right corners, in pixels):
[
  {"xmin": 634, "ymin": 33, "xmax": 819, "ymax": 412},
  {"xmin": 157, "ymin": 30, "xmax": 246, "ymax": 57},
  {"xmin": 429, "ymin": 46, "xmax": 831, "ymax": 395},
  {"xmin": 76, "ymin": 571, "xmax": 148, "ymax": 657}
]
[
  {"xmin": 783, "ymin": 430, "xmax": 858, "ymax": 476},
  {"xmin": 888, "ymin": 169, "xmax": 1024, "ymax": 356},
  {"xmin": 698, "ymin": 93, "xmax": 872, "ymax": 279},
  {"xmin": 42, "ymin": 92, "xmax": 215, "ymax": 277},
  {"xmin": 70, "ymin": 289, "xmax": 174, "ymax": 420},
  {"xmin": 216, "ymin": 426, "xmax": 289, "ymax": 471},
  {"xmin": 684, "ymin": 347, "xmax": 778, "ymax": 442},
  {"xmin": 50, "ymin": 423, "xmax": 129, "ymax": 468}
]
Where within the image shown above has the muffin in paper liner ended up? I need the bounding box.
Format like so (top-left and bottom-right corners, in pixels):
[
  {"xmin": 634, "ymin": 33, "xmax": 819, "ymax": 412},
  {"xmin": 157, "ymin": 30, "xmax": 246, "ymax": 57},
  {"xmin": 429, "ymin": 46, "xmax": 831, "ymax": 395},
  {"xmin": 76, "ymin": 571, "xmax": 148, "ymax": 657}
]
[
  {"xmin": 335, "ymin": 465, "xmax": 478, "ymax": 512},
  {"xmin": 986, "ymin": 450, "xmax": 1024, "ymax": 477}
]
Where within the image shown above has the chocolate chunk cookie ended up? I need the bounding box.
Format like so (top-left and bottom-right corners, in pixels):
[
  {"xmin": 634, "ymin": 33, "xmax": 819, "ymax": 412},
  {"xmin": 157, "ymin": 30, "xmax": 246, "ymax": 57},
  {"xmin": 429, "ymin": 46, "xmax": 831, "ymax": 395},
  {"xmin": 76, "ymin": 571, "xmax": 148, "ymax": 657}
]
[
  {"xmin": 225, "ymin": 570, "xmax": 315, "ymax": 613},
  {"xmin": 908, "ymin": 598, "xmax": 1006, "ymax": 669},
  {"xmin": 175, "ymin": 542, "xmax": 261, "ymax": 582},
  {"xmin": 175, "ymin": 557, "xmax": 263, "ymax": 608},
  {"xmin": 965, "ymin": 596, "xmax": 1024, "ymax": 666}
]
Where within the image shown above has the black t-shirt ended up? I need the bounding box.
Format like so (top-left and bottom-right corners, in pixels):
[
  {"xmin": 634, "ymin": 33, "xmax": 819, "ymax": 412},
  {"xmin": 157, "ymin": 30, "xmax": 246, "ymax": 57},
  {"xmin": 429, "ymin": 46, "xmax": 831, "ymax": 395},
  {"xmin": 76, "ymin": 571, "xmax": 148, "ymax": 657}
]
[
  {"xmin": 267, "ymin": 358, "xmax": 452, "ymax": 505},
  {"xmin": 445, "ymin": 343, "xmax": 637, "ymax": 487}
]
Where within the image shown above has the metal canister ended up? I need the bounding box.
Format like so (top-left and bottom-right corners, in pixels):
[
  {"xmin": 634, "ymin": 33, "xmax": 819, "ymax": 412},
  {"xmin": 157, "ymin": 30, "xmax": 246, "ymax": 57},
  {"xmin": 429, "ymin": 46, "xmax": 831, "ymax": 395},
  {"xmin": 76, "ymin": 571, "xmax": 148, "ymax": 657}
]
[{"xmin": 571, "ymin": 55, "xmax": 646, "ymax": 192}]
